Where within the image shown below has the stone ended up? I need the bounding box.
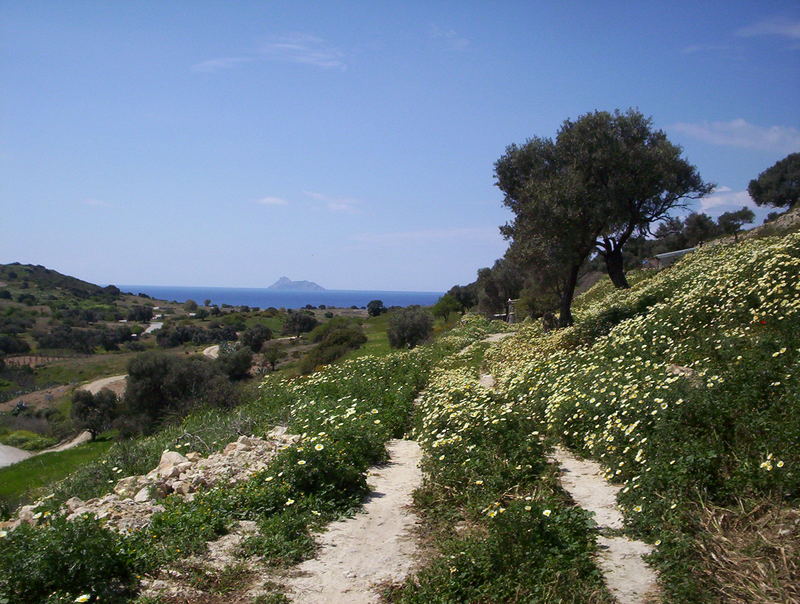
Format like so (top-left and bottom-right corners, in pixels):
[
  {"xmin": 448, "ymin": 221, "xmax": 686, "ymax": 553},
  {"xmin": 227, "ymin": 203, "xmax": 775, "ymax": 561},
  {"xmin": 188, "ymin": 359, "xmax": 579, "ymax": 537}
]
[
  {"xmin": 17, "ymin": 505, "xmax": 38, "ymax": 525},
  {"xmin": 134, "ymin": 487, "xmax": 151, "ymax": 503},
  {"xmin": 114, "ymin": 476, "xmax": 143, "ymax": 498},
  {"xmin": 64, "ymin": 497, "xmax": 84, "ymax": 512}
]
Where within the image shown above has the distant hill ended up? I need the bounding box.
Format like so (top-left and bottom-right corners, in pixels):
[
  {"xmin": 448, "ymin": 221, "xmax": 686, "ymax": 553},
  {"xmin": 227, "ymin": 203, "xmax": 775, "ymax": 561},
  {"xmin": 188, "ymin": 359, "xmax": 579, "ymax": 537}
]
[
  {"xmin": 0, "ymin": 263, "xmax": 119, "ymax": 299},
  {"xmin": 267, "ymin": 276, "xmax": 325, "ymax": 291}
]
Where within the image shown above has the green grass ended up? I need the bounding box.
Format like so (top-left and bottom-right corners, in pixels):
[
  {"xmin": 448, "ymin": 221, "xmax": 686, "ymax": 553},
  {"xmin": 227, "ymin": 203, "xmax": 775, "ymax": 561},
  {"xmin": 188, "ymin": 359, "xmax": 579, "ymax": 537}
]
[
  {"xmin": 0, "ymin": 430, "xmax": 57, "ymax": 451},
  {"xmin": 341, "ymin": 312, "xmax": 393, "ymax": 360},
  {"xmin": 340, "ymin": 310, "xmax": 459, "ymax": 363},
  {"xmin": 33, "ymin": 352, "xmax": 137, "ymax": 387},
  {"xmin": 0, "ymin": 439, "xmax": 113, "ymax": 513}
]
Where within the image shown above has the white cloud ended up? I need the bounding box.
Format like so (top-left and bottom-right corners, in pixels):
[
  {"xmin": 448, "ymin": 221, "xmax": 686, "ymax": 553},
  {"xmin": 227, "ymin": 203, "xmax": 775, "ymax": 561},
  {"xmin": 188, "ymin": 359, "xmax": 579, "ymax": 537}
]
[
  {"xmin": 680, "ymin": 44, "xmax": 729, "ymax": 54},
  {"xmin": 736, "ymin": 16, "xmax": 800, "ymax": 39},
  {"xmin": 82, "ymin": 198, "xmax": 113, "ymax": 207},
  {"xmin": 670, "ymin": 118, "xmax": 800, "ymax": 153},
  {"xmin": 353, "ymin": 227, "xmax": 498, "ymax": 244},
  {"xmin": 192, "ymin": 33, "xmax": 345, "ymax": 74},
  {"xmin": 429, "ymin": 25, "xmax": 470, "ymax": 51},
  {"xmin": 698, "ymin": 186, "xmax": 757, "ymax": 216},
  {"xmin": 191, "ymin": 57, "xmax": 254, "ymax": 73},
  {"xmin": 256, "ymin": 196, "xmax": 289, "ymax": 206},
  {"xmin": 259, "ymin": 34, "xmax": 346, "ymax": 70},
  {"xmin": 303, "ymin": 190, "xmax": 359, "ymax": 213}
]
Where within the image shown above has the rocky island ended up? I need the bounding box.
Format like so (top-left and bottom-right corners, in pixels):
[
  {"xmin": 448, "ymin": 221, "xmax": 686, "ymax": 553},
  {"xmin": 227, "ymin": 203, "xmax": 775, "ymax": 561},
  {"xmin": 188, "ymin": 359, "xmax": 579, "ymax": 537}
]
[{"xmin": 266, "ymin": 276, "xmax": 326, "ymax": 291}]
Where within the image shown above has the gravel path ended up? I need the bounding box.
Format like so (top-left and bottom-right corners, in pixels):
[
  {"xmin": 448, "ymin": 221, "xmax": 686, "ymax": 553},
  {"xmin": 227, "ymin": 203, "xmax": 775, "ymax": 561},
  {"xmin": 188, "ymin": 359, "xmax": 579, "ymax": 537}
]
[{"xmin": 282, "ymin": 439, "xmax": 422, "ymax": 603}]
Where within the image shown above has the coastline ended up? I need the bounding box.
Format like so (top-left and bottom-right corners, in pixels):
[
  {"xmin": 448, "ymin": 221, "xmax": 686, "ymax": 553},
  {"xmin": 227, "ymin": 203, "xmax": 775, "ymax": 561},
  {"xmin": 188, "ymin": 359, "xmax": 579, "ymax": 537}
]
[{"xmin": 116, "ymin": 285, "xmax": 443, "ymax": 310}]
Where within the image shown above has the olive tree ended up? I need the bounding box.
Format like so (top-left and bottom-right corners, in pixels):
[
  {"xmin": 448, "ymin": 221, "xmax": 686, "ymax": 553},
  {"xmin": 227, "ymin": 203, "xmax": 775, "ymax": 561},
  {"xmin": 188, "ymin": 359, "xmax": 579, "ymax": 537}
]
[
  {"xmin": 496, "ymin": 109, "xmax": 712, "ymax": 325},
  {"xmin": 387, "ymin": 307, "xmax": 433, "ymax": 349},
  {"xmin": 748, "ymin": 153, "xmax": 799, "ymax": 209}
]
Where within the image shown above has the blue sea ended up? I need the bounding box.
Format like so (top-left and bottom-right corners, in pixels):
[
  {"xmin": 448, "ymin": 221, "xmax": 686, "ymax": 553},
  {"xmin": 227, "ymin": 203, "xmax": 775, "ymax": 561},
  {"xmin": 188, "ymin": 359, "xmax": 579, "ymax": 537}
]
[{"xmin": 117, "ymin": 285, "xmax": 444, "ymax": 310}]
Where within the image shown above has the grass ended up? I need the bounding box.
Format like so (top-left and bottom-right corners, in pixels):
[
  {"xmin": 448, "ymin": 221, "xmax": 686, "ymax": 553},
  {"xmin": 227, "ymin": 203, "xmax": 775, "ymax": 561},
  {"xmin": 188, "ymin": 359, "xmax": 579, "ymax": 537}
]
[
  {"xmin": 0, "ymin": 438, "xmax": 113, "ymax": 514},
  {"xmin": 341, "ymin": 312, "xmax": 393, "ymax": 360},
  {"xmin": 342, "ymin": 309, "xmax": 458, "ymax": 363},
  {"xmin": 0, "ymin": 429, "xmax": 57, "ymax": 451},
  {"xmin": 0, "ymin": 316, "xmax": 504, "ymax": 602},
  {"xmin": 33, "ymin": 352, "xmax": 137, "ymax": 387}
]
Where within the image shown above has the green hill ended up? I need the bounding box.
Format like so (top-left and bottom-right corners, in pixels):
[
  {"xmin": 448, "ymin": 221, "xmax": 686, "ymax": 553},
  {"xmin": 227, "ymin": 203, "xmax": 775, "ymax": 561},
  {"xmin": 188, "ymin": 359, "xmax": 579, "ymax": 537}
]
[{"xmin": 0, "ymin": 263, "xmax": 119, "ymax": 300}]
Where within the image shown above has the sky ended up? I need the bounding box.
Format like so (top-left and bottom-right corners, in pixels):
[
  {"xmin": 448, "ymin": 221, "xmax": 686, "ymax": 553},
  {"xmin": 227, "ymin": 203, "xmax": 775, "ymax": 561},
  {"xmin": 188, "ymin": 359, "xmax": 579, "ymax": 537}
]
[{"xmin": 1, "ymin": 1, "xmax": 799, "ymax": 291}]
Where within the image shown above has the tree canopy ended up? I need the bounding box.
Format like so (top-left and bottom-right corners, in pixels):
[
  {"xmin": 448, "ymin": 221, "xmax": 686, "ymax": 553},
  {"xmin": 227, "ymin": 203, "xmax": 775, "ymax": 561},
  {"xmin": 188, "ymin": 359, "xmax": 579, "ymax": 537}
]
[
  {"xmin": 495, "ymin": 108, "xmax": 711, "ymax": 325},
  {"xmin": 366, "ymin": 300, "xmax": 387, "ymax": 317},
  {"xmin": 387, "ymin": 306, "xmax": 433, "ymax": 349},
  {"xmin": 748, "ymin": 152, "xmax": 799, "ymax": 209}
]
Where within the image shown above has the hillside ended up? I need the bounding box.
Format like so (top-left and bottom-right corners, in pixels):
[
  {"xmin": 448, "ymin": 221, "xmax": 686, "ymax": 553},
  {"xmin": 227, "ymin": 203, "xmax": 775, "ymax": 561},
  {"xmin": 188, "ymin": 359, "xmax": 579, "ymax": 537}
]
[
  {"xmin": 0, "ymin": 263, "xmax": 119, "ymax": 300},
  {"xmin": 0, "ymin": 232, "xmax": 797, "ymax": 602}
]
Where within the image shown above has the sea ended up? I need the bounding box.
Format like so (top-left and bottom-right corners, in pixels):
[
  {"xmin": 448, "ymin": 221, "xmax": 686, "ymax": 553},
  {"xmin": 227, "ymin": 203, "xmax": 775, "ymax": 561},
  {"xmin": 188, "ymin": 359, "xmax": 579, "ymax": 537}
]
[{"xmin": 117, "ymin": 285, "xmax": 444, "ymax": 310}]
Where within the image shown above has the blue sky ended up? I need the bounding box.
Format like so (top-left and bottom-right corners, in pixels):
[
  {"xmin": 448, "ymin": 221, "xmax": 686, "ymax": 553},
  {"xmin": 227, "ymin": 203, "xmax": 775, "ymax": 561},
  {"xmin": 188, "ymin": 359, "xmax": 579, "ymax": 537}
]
[{"xmin": 1, "ymin": 1, "xmax": 798, "ymax": 291}]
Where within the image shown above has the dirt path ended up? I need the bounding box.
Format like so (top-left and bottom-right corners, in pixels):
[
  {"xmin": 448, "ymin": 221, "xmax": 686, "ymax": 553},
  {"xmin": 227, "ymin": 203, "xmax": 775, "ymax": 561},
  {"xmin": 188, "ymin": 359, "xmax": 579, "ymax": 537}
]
[
  {"xmin": 143, "ymin": 321, "xmax": 163, "ymax": 334},
  {"xmin": 552, "ymin": 447, "xmax": 659, "ymax": 603},
  {"xmin": 282, "ymin": 439, "xmax": 422, "ymax": 603},
  {"xmin": 0, "ymin": 443, "xmax": 33, "ymax": 468},
  {"xmin": 80, "ymin": 374, "xmax": 127, "ymax": 396},
  {"xmin": 479, "ymin": 369, "xmax": 658, "ymax": 603},
  {"xmin": 482, "ymin": 331, "xmax": 515, "ymax": 344}
]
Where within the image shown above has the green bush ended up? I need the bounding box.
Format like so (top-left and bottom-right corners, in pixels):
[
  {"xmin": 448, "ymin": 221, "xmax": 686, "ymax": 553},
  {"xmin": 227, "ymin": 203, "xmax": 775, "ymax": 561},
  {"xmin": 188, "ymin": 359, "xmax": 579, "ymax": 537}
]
[
  {"xmin": 0, "ymin": 430, "xmax": 57, "ymax": 451},
  {"xmin": 387, "ymin": 306, "xmax": 433, "ymax": 349},
  {"xmin": 0, "ymin": 515, "xmax": 142, "ymax": 603}
]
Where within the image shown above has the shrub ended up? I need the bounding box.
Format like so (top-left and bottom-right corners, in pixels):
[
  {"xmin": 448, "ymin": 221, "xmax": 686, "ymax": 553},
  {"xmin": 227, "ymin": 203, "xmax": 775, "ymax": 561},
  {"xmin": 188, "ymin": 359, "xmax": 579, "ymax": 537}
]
[
  {"xmin": 366, "ymin": 299, "xmax": 386, "ymax": 317},
  {"xmin": 123, "ymin": 351, "xmax": 237, "ymax": 430},
  {"xmin": 387, "ymin": 306, "xmax": 433, "ymax": 349},
  {"xmin": 0, "ymin": 515, "xmax": 142, "ymax": 602},
  {"xmin": 217, "ymin": 346, "xmax": 254, "ymax": 380},
  {"xmin": 283, "ymin": 311, "xmax": 318, "ymax": 336},
  {"xmin": 240, "ymin": 324, "xmax": 272, "ymax": 353},
  {"xmin": 72, "ymin": 388, "xmax": 118, "ymax": 439}
]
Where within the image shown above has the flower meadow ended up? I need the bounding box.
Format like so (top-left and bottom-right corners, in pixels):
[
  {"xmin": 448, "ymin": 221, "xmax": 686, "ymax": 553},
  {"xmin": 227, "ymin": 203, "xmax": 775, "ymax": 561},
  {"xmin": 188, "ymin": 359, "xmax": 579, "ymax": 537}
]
[
  {"xmin": 477, "ymin": 233, "xmax": 800, "ymax": 601},
  {"xmin": 0, "ymin": 316, "xmax": 503, "ymax": 602},
  {"xmin": 387, "ymin": 367, "xmax": 611, "ymax": 603}
]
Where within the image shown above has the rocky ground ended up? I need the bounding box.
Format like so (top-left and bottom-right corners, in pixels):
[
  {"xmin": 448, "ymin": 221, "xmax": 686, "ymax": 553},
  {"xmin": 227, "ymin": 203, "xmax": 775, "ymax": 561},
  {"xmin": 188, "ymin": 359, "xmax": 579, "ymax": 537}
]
[{"xmin": 2, "ymin": 427, "xmax": 299, "ymax": 535}]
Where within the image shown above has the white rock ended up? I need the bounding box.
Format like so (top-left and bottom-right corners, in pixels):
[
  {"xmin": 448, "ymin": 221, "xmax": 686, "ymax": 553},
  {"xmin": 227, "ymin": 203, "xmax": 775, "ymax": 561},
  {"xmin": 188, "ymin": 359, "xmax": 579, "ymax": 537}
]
[{"xmin": 134, "ymin": 487, "xmax": 151, "ymax": 503}]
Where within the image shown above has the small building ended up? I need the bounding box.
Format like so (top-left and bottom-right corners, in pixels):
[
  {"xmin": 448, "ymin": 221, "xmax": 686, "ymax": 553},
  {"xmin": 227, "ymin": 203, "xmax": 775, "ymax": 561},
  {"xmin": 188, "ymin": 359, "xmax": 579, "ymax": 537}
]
[
  {"xmin": 507, "ymin": 299, "xmax": 520, "ymax": 324},
  {"xmin": 648, "ymin": 247, "xmax": 696, "ymax": 269}
]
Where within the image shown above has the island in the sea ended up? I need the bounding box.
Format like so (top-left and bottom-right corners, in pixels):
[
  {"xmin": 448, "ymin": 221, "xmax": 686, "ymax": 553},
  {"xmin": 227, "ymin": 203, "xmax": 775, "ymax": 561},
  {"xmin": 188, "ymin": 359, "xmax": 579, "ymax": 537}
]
[{"xmin": 267, "ymin": 276, "xmax": 326, "ymax": 291}]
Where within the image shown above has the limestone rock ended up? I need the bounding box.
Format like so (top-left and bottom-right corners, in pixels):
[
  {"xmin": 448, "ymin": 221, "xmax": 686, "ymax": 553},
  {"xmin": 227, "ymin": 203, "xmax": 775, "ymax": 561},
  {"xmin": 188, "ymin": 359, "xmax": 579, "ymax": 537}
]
[{"xmin": 134, "ymin": 487, "xmax": 151, "ymax": 503}]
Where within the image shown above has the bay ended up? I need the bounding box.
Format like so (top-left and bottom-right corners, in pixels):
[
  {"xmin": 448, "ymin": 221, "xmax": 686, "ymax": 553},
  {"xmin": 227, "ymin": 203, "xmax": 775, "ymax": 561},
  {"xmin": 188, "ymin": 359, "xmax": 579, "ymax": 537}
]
[{"xmin": 117, "ymin": 285, "xmax": 443, "ymax": 310}]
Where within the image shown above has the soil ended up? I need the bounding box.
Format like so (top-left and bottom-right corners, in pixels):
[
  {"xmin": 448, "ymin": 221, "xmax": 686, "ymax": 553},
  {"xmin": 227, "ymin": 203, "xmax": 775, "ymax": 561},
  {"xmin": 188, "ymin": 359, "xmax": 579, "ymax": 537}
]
[
  {"xmin": 0, "ymin": 384, "xmax": 71, "ymax": 412},
  {"xmin": 551, "ymin": 447, "xmax": 659, "ymax": 603}
]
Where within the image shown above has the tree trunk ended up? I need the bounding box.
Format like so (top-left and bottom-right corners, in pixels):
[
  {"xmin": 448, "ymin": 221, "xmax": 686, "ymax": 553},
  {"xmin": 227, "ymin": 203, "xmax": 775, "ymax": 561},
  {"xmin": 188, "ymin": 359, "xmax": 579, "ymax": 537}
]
[
  {"xmin": 559, "ymin": 265, "xmax": 581, "ymax": 327},
  {"xmin": 604, "ymin": 246, "xmax": 630, "ymax": 289}
]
